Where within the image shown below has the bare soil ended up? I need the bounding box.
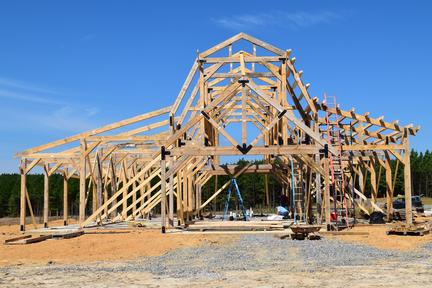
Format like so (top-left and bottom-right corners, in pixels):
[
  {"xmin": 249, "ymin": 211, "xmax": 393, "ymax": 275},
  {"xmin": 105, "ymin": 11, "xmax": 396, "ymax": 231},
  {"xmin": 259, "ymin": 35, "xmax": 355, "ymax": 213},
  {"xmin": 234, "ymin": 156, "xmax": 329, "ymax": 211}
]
[
  {"xmin": 0, "ymin": 220, "xmax": 237, "ymax": 267},
  {"xmin": 1, "ymin": 219, "xmax": 432, "ymax": 287}
]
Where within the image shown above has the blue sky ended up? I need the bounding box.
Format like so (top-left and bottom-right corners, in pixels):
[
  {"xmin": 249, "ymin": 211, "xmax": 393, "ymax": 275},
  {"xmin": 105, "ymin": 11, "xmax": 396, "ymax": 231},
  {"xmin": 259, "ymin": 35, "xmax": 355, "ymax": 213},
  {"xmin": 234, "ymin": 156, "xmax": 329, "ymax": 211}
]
[{"xmin": 0, "ymin": 1, "xmax": 431, "ymax": 172}]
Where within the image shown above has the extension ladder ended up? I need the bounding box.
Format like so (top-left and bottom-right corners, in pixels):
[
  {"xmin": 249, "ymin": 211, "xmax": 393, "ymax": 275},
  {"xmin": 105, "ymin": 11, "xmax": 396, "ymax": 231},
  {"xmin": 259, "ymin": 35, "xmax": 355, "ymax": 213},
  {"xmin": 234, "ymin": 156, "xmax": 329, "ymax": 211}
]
[
  {"xmin": 324, "ymin": 94, "xmax": 349, "ymax": 226},
  {"xmin": 290, "ymin": 156, "xmax": 305, "ymax": 224}
]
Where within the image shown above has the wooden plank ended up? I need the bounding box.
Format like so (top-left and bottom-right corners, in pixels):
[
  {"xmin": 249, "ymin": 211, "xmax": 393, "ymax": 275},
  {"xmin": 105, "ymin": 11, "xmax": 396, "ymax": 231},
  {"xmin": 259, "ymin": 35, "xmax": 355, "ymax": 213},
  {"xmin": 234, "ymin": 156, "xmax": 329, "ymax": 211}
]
[
  {"xmin": 170, "ymin": 145, "xmax": 319, "ymax": 156},
  {"xmin": 4, "ymin": 234, "xmax": 31, "ymax": 244},
  {"xmin": 17, "ymin": 106, "xmax": 171, "ymax": 156}
]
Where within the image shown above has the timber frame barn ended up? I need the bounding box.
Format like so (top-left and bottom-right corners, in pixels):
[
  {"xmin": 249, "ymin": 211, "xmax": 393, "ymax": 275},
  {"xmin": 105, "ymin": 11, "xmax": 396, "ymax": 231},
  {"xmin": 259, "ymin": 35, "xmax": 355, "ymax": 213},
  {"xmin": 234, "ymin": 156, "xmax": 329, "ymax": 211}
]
[{"xmin": 16, "ymin": 33, "xmax": 419, "ymax": 232}]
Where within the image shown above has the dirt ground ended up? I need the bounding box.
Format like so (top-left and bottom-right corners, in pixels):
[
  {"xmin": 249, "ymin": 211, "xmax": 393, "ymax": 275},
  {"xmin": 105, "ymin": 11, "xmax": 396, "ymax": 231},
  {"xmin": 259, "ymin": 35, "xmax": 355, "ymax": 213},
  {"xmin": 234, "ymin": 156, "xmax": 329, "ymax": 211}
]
[
  {"xmin": 326, "ymin": 224, "xmax": 432, "ymax": 251},
  {"xmin": 1, "ymin": 218, "xmax": 432, "ymax": 266},
  {"xmin": 1, "ymin": 218, "xmax": 432, "ymax": 287},
  {"xmin": 0, "ymin": 220, "xmax": 237, "ymax": 267}
]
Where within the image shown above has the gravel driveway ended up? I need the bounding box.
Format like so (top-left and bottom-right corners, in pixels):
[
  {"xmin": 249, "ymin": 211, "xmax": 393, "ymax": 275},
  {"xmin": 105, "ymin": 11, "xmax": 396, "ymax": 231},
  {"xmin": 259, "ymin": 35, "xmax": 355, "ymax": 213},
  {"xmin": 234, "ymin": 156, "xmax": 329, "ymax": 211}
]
[{"xmin": 1, "ymin": 235, "xmax": 431, "ymax": 287}]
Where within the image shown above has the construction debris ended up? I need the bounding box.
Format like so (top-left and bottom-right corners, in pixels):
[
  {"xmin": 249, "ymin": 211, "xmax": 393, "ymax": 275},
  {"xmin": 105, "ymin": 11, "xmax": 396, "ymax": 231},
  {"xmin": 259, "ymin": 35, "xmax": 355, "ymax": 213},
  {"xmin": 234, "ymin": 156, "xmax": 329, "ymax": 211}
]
[
  {"xmin": 289, "ymin": 224, "xmax": 322, "ymax": 240},
  {"xmin": 185, "ymin": 221, "xmax": 289, "ymax": 232},
  {"xmin": 387, "ymin": 222, "xmax": 431, "ymax": 236},
  {"xmin": 4, "ymin": 234, "xmax": 52, "ymax": 245}
]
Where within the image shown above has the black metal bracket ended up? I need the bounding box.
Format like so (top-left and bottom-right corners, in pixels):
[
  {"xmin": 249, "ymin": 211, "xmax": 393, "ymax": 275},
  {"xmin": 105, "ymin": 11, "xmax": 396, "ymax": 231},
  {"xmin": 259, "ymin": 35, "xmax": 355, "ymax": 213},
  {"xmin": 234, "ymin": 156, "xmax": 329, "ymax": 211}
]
[
  {"xmin": 201, "ymin": 111, "xmax": 210, "ymax": 120},
  {"xmin": 319, "ymin": 144, "xmax": 329, "ymax": 158},
  {"xmin": 238, "ymin": 79, "xmax": 249, "ymax": 87},
  {"xmin": 161, "ymin": 146, "xmax": 171, "ymax": 160},
  {"xmin": 177, "ymin": 139, "xmax": 185, "ymax": 147},
  {"xmin": 277, "ymin": 109, "xmax": 287, "ymax": 119},
  {"xmin": 236, "ymin": 143, "xmax": 253, "ymax": 155}
]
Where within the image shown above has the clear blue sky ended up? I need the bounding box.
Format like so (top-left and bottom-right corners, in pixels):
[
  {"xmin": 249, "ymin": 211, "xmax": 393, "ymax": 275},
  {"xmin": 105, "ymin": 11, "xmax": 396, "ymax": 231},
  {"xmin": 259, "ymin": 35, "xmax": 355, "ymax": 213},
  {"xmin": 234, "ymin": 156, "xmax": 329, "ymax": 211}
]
[{"xmin": 0, "ymin": 1, "xmax": 431, "ymax": 172}]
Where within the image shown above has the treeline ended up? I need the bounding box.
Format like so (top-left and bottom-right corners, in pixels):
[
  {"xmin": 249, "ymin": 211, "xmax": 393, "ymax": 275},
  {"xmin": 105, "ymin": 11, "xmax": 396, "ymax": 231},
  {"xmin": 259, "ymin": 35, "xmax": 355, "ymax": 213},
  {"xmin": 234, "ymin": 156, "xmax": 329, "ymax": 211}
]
[{"xmin": 0, "ymin": 150, "xmax": 431, "ymax": 218}]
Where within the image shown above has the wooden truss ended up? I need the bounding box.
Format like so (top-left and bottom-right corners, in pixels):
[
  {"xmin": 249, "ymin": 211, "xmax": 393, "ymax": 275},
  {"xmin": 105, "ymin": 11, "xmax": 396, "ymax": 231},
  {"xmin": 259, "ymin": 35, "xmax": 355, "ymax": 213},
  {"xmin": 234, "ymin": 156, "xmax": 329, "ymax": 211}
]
[{"xmin": 17, "ymin": 33, "xmax": 419, "ymax": 232}]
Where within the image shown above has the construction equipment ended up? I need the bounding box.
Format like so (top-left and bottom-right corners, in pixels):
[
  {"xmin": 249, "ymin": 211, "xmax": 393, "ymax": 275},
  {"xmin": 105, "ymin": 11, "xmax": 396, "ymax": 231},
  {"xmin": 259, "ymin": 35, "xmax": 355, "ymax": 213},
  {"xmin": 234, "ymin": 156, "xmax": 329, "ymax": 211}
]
[{"xmin": 223, "ymin": 178, "xmax": 248, "ymax": 221}]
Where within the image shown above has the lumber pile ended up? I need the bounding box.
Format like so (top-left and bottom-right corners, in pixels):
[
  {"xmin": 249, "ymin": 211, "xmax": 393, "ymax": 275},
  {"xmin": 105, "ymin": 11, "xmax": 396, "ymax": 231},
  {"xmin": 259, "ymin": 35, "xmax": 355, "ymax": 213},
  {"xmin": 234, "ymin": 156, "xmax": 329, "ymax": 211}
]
[
  {"xmin": 4, "ymin": 234, "xmax": 52, "ymax": 245},
  {"xmin": 387, "ymin": 221, "xmax": 431, "ymax": 236},
  {"xmin": 185, "ymin": 221, "xmax": 289, "ymax": 232},
  {"xmin": 4, "ymin": 230, "xmax": 84, "ymax": 245}
]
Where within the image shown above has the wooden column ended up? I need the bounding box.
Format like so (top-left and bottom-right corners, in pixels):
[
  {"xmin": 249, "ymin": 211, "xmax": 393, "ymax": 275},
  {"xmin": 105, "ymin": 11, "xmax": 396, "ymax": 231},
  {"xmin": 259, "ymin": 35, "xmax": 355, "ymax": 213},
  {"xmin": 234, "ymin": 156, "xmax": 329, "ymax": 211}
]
[
  {"xmin": 176, "ymin": 169, "xmax": 183, "ymax": 225},
  {"xmin": 131, "ymin": 164, "xmax": 137, "ymax": 217},
  {"xmin": 187, "ymin": 173, "xmax": 193, "ymax": 220},
  {"xmin": 79, "ymin": 139, "xmax": 87, "ymax": 225},
  {"xmin": 369, "ymin": 163, "xmax": 377, "ymax": 203},
  {"xmin": 324, "ymin": 154, "xmax": 331, "ymax": 229},
  {"xmin": 19, "ymin": 159, "xmax": 27, "ymax": 232},
  {"xmin": 182, "ymin": 168, "xmax": 188, "ymax": 221},
  {"xmin": 264, "ymin": 175, "xmax": 270, "ymax": 206},
  {"xmin": 121, "ymin": 161, "xmax": 127, "ymax": 219},
  {"xmin": 168, "ymin": 158, "xmax": 174, "ymax": 227},
  {"xmin": 315, "ymin": 154, "xmax": 322, "ymax": 224},
  {"xmin": 213, "ymin": 175, "xmax": 218, "ymax": 211},
  {"xmin": 43, "ymin": 164, "xmax": 49, "ymax": 228},
  {"xmin": 109, "ymin": 159, "xmax": 117, "ymax": 219},
  {"xmin": 160, "ymin": 156, "xmax": 167, "ymax": 233},
  {"xmin": 403, "ymin": 131, "xmax": 413, "ymax": 224},
  {"xmin": 63, "ymin": 169, "xmax": 68, "ymax": 226},
  {"xmin": 95, "ymin": 155, "xmax": 103, "ymax": 222},
  {"xmin": 385, "ymin": 159, "xmax": 393, "ymax": 222}
]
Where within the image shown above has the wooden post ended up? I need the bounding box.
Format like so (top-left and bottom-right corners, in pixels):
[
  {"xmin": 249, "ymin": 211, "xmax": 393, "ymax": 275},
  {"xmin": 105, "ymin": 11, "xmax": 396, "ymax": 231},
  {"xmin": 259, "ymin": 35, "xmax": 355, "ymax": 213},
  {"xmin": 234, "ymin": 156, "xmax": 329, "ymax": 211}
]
[
  {"xmin": 264, "ymin": 175, "xmax": 270, "ymax": 206},
  {"xmin": 187, "ymin": 173, "xmax": 193, "ymax": 220},
  {"xmin": 358, "ymin": 167, "xmax": 365, "ymax": 195},
  {"xmin": 315, "ymin": 154, "xmax": 322, "ymax": 224},
  {"xmin": 168, "ymin": 158, "xmax": 174, "ymax": 227},
  {"xmin": 43, "ymin": 164, "xmax": 49, "ymax": 228},
  {"xmin": 213, "ymin": 175, "xmax": 218, "ymax": 212},
  {"xmin": 160, "ymin": 156, "xmax": 167, "ymax": 233},
  {"xmin": 370, "ymin": 163, "xmax": 377, "ymax": 203},
  {"xmin": 63, "ymin": 169, "xmax": 68, "ymax": 226},
  {"xmin": 324, "ymin": 154, "xmax": 331, "ymax": 229},
  {"xmin": 132, "ymin": 163, "xmax": 137, "ymax": 217},
  {"xmin": 96, "ymin": 154, "xmax": 103, "ymax": 223},
  {"xmin": 19, "ymin": 159, "xmax": 27, "ymax": 232},
  {"xmin": 385, "ymin": 159, "xmax": 393, "ymax": 222},
  {"xmin": 403, "ymin": 131, "xmax": 413, "ymax": 224},
  {"xmin": 121, "ymin": 161, "xmax": 127, "ymax": 220},
  {"xmin": 110, "ymin": 158, "xmax": 117, "ymax": 219},
  {"xmin": 79, "ymin": 139, "xmax": 87, "ymax": 225},
  {"xmin": 177, "ymin": 169, "xmax": 183, "ymax": 225}
]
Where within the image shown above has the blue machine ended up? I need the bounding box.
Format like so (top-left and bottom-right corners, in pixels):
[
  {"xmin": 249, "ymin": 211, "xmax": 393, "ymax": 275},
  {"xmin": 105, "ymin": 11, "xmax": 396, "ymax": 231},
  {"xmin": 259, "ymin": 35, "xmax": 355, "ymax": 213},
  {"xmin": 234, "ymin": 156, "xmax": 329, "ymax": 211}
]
[{"xmin": 223, "ymin": 178, "xmax": 248, "ymax": 221}]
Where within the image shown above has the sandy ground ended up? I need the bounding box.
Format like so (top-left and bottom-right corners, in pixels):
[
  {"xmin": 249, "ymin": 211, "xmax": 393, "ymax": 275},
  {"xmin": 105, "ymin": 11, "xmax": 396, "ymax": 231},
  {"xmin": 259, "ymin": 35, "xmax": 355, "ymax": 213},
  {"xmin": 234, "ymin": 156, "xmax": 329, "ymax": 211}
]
[
  {"xmin": 1, "ymin": 263, "xmax": 431, "ymax": 288},
  {"xmin": 325, "ymin": 224, "xmax": 432, "ymax": 251},
  {"xmin": 0, "ymin": 220, "xmax": 237, "ymax": 267},
  {"xmin": 1, "ymin": 219, "xmax": 432, "ymax": 287}
]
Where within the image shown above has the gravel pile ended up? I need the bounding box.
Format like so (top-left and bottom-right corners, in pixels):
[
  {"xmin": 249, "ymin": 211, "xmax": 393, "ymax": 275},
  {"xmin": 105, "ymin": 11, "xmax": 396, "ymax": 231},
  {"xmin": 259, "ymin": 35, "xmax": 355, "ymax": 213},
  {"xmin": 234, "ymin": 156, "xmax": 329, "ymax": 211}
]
[{"xmin": 28, "ymin": 234, "xmax": 431, "ymax": 280}]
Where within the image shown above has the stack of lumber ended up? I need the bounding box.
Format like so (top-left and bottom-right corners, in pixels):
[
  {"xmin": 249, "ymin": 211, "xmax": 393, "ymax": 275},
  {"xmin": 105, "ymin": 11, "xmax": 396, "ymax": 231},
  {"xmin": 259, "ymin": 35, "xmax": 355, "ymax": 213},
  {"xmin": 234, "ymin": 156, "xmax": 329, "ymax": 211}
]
[
  {"xmin": 387, "ymin": 221, "xmax": 431, "ymax": 236},
  {"xmin": 4, "ymin": 230, "xmax": 84, "ymax": 245},
  {"xmin": 185, "ymin": 221, "xmax": 289, "ymax": 232},
  {"xmin": 4, "ymin": 234, "xmax": 52, "ymax": 245}
]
